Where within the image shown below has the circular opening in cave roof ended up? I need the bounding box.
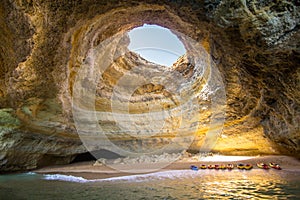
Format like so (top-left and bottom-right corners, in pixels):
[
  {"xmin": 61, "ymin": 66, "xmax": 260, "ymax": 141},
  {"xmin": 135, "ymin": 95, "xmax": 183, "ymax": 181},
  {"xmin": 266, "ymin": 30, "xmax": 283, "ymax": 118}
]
[{"xmin": 128, "ymin": 24, "xmax": 186, "ymax": 67}]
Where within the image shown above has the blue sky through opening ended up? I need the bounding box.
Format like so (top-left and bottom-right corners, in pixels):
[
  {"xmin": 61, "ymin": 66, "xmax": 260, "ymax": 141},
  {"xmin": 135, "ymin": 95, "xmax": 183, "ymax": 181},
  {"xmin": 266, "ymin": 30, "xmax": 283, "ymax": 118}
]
[{"xmin": 128, "ymin": 24, "xmax": 186, "ymax": 67}]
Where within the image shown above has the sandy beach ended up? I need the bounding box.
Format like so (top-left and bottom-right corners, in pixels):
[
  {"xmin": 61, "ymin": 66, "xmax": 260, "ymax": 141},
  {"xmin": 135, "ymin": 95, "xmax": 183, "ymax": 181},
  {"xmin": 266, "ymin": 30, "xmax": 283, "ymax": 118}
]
[{"xmin": 33, "ymin": 155, "xmax": 300, "ymax": 180}]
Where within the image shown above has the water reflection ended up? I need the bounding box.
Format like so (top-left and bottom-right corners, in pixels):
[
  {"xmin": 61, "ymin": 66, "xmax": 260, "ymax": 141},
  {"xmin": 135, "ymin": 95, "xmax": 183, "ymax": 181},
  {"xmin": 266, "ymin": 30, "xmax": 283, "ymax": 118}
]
[
  {"xmin": 1, "ymin": 170, "xmax": 299, "ymax": 199},
  {"xmin": 197, "ymin": 171, "xmax": 287, "ymax": 199},
  {"xmin": 121, "ymin": 170, "xmax": 299, "ymax": 199}
]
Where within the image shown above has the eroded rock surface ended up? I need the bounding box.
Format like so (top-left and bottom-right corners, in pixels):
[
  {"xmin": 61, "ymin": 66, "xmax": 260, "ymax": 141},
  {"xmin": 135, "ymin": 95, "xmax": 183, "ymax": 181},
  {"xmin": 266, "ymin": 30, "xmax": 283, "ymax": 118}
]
[{"xmin": 0, "ymin": 0, "xmax": 299, "ymax": 171}]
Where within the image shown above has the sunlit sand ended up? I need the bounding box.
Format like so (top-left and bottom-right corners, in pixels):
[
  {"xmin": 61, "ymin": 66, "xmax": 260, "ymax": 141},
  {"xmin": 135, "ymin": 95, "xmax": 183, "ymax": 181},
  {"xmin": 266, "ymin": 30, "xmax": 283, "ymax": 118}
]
[
  {"xmin": 34, "ymin": 155, "xmax": 300, "ymax": 180},
  {"xmin": 199, "ymin": 155, "xmax": 256, "ymax": 162}
]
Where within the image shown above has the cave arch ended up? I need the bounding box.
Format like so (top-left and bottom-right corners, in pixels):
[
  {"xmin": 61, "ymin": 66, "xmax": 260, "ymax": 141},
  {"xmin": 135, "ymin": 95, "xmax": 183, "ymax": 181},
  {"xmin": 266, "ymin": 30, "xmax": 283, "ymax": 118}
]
[
  {"xmin": 63, "ymin": 4, "xmax": 275, "ymax": 159},
  {"xmin": 1, "ymin": 0, "xmax": 299, "ymax": 171}
]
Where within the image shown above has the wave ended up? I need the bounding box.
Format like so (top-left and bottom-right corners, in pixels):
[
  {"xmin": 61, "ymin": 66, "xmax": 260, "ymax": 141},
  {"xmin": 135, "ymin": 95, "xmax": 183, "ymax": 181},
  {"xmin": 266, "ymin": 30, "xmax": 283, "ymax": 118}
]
[
  {"xmin": 43, "ymin": 174, "xmax": 89, "ymax": 183},
  {"xmin": 42, "ymin": 170, "xmax": 198, "ymax": 183},
  {"xmin": 25, "ymin": 172, "xmax": 37, "ymax": 175},
  {"xmin": 42, "ymin": 169, "xmax": 287, "ymax": 183}
]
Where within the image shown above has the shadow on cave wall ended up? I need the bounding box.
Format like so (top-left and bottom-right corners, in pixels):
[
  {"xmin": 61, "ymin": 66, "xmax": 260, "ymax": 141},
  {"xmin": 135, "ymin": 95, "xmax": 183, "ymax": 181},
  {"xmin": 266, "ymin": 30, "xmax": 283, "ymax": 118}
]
[{"xmin": 71, "ymin": 149, "xmax": 124, "ymax": 163}]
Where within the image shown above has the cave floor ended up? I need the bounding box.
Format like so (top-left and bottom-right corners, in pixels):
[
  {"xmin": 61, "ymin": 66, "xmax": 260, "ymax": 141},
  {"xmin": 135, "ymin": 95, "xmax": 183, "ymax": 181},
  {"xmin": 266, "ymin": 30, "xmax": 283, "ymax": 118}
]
[{"xmin": 33, "ymin": 155, "xmax": 300, "ymax": 180}]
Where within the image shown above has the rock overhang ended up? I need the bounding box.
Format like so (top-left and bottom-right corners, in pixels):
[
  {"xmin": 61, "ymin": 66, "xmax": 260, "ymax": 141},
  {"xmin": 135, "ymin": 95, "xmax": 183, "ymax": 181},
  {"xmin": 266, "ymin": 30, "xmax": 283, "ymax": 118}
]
[{"xmin": 0, "ymin": 0, "xmax": 299, "ymax": 171}]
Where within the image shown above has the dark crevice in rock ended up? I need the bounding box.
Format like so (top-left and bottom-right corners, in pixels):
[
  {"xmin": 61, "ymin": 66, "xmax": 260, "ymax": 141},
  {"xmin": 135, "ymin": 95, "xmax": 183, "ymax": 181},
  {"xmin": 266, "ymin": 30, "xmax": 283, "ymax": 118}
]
[
  {"xmin": 37, "ymin": 154, "xmax": 75, "ymax": 168},
  {"xmin": 71, "ymin": 152, "xmax": 96, "ymax": 163},
  {"xmin": 71, "ymin": 149, "xmax": 124, "ymax": 163}
]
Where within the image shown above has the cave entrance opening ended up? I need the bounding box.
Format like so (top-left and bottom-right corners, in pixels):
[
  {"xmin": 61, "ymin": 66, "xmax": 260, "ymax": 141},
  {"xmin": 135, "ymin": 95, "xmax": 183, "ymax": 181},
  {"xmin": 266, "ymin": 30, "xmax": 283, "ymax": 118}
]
[
  {"xmin": 71, "ymin": 149, "xmax": 124, "ymax": 163},
  {"xmin": 128, "ymin": 24, "xmax": 186, "ymax": 67}
]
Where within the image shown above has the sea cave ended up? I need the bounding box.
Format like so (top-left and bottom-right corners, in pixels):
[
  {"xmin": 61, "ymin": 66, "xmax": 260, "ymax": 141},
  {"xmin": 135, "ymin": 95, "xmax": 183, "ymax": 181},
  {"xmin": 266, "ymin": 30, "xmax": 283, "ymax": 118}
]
[{"xmin": 0, "ymin": 0, "xmax": 299, "ymax": 199}]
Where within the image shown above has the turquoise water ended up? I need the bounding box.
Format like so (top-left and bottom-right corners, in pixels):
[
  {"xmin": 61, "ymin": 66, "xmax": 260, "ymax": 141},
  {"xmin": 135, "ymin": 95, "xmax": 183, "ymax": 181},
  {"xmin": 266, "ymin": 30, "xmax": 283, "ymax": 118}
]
[{"xmin": 0, "ymin": 170, "xmax": 299, "ymax": 199}]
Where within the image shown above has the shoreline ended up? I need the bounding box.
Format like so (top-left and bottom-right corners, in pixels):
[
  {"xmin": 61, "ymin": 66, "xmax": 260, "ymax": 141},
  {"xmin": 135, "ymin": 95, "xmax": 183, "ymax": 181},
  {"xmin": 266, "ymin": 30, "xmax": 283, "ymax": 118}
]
[{"xmin": 34, "ymin": 155, "xmax": 300, "ymax": 180}]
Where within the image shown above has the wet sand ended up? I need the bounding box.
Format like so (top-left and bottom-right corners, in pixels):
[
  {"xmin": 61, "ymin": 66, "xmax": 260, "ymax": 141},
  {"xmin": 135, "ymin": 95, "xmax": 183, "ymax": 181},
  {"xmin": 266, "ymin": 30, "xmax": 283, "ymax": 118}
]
[{"xmin": 34, "ymin": 155, "xmax": 300, "ymax": 180}]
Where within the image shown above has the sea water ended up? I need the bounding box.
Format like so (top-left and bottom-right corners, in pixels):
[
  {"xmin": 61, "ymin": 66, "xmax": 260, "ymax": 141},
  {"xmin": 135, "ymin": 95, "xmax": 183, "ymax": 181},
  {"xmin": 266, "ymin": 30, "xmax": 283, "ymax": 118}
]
[{"xmin": 0, "ymin": 169, "xmax": 299, "ymax": 199}]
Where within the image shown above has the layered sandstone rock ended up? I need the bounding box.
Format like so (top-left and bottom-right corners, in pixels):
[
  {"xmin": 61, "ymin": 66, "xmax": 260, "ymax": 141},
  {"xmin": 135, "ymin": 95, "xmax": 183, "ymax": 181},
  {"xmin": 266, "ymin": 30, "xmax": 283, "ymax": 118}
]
[{"xmin": 0, "ymin": 0, "xmax": 299, "ymax": 171}]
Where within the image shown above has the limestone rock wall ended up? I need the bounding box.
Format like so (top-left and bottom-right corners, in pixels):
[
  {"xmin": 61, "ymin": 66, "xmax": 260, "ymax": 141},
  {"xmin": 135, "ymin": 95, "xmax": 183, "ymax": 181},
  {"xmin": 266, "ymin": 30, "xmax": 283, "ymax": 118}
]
[
  {"xmin": 208, "ymin": 0, "xmax": 300, "ymax": 155},
  {"xmin": 0, "ymin": 0, "xmax": 299, "ymax": 171}
]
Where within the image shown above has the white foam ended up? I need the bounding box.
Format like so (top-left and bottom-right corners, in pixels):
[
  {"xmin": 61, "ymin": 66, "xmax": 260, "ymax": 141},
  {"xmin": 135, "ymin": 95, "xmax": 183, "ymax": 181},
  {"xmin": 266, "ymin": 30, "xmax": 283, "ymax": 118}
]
[
  {"xmin": 100, "ymin": 170, "xmax": 196, "ymax": 182},
  {"xmin": 43, "ymin": 174, "xmax": 89, "ymax": 183},
  {"xmin": 25, "ymin": 172, "xmax": 37, "ymax": 175},
  {"xmin": 42, "ymin": 170, "xmax": 198, "ymax": 183}
]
